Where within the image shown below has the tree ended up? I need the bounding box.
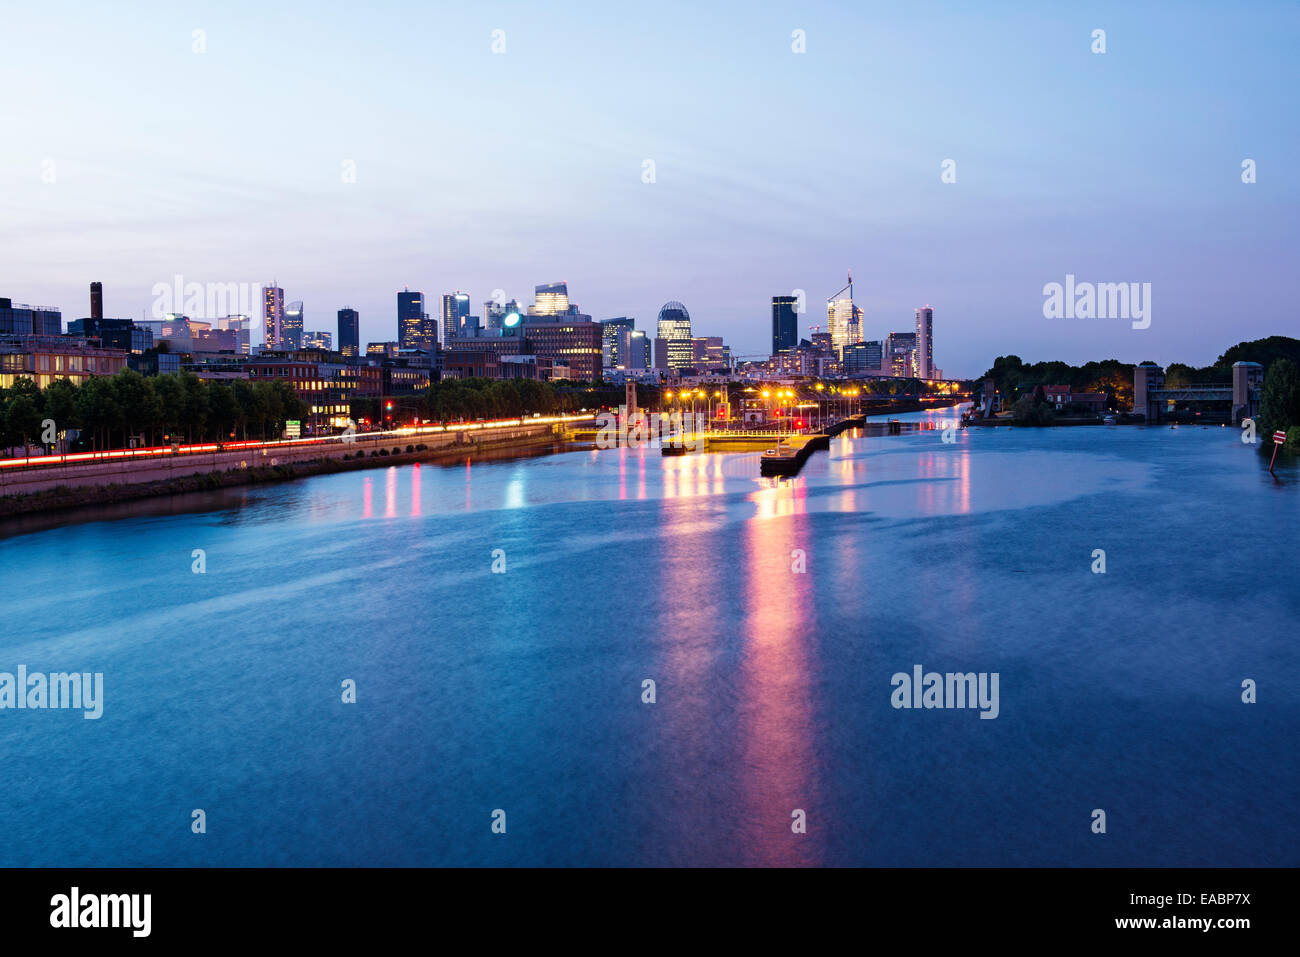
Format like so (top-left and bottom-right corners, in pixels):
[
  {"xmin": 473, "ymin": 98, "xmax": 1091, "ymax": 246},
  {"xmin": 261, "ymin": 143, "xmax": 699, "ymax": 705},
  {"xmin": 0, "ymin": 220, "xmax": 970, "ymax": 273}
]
[
  {"xmin": 151, "ymin": 374, "xmax": 185, "ymax": 442},
  {"xmin": 207, "ymin": 383, "xmax": 239, "ymax": 442},
  {"xmin": 1257, "ymin": 358, "xmax": 1300, "ymax": 454},
  {"xmin": 43, "ymin": 378, "xmax": 80, "ymax": 450},
  {"xmin": 179, "ymin": 372, "xmax": 209, "ymax": 442},
  {"xmin": 4, "ymin": 393, "xmax": 42, "ymax": 457},
  {"xmin": 76, "ymin": 376, "xmax": 123, "ymax": 451},
  {"xmin": 113, "ymin": 368, "xmax": 162, "ymax": 446}
]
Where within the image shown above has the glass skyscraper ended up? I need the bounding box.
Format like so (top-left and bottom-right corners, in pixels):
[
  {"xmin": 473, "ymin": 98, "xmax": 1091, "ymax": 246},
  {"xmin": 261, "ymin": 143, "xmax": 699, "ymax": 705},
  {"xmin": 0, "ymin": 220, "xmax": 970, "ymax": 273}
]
[
  {"xmin": 338, "ymin": 308, "xmax": 360, "ymax": 358},
  {"xmin": 531, "ymin": 282, "xmax": 570, "ymax": 316},
  {"xmin": 398, "ymin": 289, "xmax": 432, "ymax": 350},
  {"xmin": 915, "ymin": 306, "xmax": 933, "ymax": 379},
  {"xmin": 655, "ymin": 301, "xmax": 693, "ymax": 371},
  {"xmin": 441, "ymin": 292, "xmax": 470, "ymax": 343},
  {"xmin": 600, "ymin": 317, "xmax": 635, "ymax": 368},
  {"xmin": 826, "ymin": 275, "xmax": 862, "ymax": 358},
  {"xmin": 262, "ymin": 285, "xmax": 284, "ymax": 349},
  {"xmin": 771, "ymin": 295, "xmax": 798, "ymax": 355},
  {"xmin": 284, "ymin": 300, "xmax": 304, "ymax": 350}
]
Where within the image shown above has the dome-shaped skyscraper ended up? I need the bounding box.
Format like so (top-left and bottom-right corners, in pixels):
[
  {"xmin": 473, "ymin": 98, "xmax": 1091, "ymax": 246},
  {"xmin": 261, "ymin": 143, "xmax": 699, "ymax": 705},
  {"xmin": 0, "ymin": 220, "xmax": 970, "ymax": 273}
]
[{"xmin": 656, "ymin": 301, "xmax": 693, "ymax": 371}]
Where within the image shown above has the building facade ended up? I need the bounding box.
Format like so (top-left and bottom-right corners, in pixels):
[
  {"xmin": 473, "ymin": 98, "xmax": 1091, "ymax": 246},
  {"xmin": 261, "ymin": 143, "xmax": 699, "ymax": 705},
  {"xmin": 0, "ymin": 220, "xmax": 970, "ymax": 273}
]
[
  {"xmin": 914, "ymin": 306, "xmax": 934, "ymax": 379},
  {"xmin": 263, "ymin": 285, "xmax": 285, "ymax": 349},
  {"xmin": 655, "ymin": 301, "xmax": 694, "ymax": 371},
  {"xmin": 398, "ymin": 289, "xmax": 433, "ymax": 350},
  {"xmin": 441, "ymin": 292, "xmax": 470, "ymax": 343},
  {"xmin": 0, "ymin": 297, "xmax": 61, "ymax": 336},
  {"xmin": 337, "ymin": 308, "xmax": 360, "ymax": 358},
  {"xmin": 0, "ymin": 334, "xmax": 128, "ymax": 389},
  {"xmin": 523, "ymin": 319, "xmax": 603, "ymax": 381},
  {"xmin": 772, "ymin": 295, "xmax": 798, "ymax": 355}
]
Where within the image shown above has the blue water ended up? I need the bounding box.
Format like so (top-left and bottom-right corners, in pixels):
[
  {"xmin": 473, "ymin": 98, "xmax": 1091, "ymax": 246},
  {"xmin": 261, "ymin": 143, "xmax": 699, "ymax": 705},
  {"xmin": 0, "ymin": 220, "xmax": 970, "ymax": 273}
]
[{"xmin": 1, "ymin": 408, "xmax": 1296, "ymax": 866}]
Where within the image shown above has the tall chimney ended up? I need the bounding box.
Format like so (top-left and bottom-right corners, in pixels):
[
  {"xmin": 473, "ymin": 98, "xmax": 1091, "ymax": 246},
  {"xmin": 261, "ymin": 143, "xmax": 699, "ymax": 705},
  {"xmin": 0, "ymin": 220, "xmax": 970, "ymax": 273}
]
[{"xmin": 90, "ymin": 281, "xmax": 103, "ymax": 320}]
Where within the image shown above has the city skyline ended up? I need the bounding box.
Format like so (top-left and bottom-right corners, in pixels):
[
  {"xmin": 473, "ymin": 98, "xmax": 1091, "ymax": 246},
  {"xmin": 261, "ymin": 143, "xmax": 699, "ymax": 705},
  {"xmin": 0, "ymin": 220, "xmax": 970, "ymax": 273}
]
[{"xmin": 3, "ymin": 1, "xmax": 1295, "ymax": 375}]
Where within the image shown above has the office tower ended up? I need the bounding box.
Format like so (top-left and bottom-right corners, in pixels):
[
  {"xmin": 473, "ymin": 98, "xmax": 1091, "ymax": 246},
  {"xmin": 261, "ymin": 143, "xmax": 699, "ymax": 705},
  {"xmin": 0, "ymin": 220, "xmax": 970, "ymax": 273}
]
[
  {"xmin": 771, "ymin": 295, "xmax": 798, "ymax": 355},
  {"xmin": 263, "ymin": 285, "xmax": 285, "ymax": 348},
  {"xmin": 915, "ymin": 306, "xmax": 934, "ymax": 379},
  {"xmin": 630, "ymin": 330, "xmax": 651, "ymax": 369},
  {"xmin": 692, "ymin": 336, "xmax": 725, "ymax": 368},
  {"xmin": 90, "ymin": 282, "xmax": 103, "ymax": 320},
  {"xmin": 216, "ymin": 316, "xmax": 252, "ymax": 355},
  {"xmin": 842, "ymin": 342, "xmax": 878, "ymax": 376},
  {"xmin": 283, "ymin": 300, "xmax": 304, "ymax": 350},
  {"xmin": 441, "ymin": 292, "xmax": 470, "ymax": 343},
  {"xmin": 531, "ymin": 281, "xmax": 570, "ymax": 317},
  {"xmin": 522, "ymin": 318, "xmax": 603, "ymax": 381},
  {"xmin": 600, "ymin": 317, "xmax": 635, "ymax": 368},
  {"xmin": 304, "ymin": 331, "xmax": 332, "ymax": 350},
  {"xmin": 337, "ymin": 308, "xmax": 360, "ymax": 358},
  {"xmin": 826, "ymin": 273, "xmax": 863, "ymax": 357},
  {"xmin": 865, "ymin": 339, "xmax": 883, "ymax": 372},
  {"xmin": 656, "ymin": 301, "xmax": 694, "ymax": 371},
  {"xmin": 886, "ymin": 331, "xmax": 918, "ymax": 377},
  {"xmin": 398, "ymin": 288, "xmax": 433, "ymax": 350}
]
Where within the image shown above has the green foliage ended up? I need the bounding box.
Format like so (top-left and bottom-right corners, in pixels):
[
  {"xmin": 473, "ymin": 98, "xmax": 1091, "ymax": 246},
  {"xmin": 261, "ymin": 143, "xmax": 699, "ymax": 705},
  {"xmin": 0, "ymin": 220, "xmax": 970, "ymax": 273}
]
[
  {"xmin": 1257, "ymin": 358, "xmax": 1300, "ymax": 454},
  {"xmin": 1011, "ymin": 394, "xmax": 1056, "ymax": 426},
  {"xmin": 419, "ymin": 377, "xmax": 563, "ymax": 422},
  {"xmin": 1216, "ymin": 336, "xmax": 1300, "ymax": 372},
  {"xmin": 975, "ymin": 355, "xmax": 1133, "ymax": 410},
  {"xmin": 0, "ymin": 368, "xmax": 316, "ymax": 454}
]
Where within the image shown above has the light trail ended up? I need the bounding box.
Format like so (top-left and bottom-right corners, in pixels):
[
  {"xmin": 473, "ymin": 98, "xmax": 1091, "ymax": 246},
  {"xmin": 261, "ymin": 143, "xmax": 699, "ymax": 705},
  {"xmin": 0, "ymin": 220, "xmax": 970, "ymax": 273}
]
[{"xmin": 0, "ymin": 413, "xmax": 597, "ymax": 471}]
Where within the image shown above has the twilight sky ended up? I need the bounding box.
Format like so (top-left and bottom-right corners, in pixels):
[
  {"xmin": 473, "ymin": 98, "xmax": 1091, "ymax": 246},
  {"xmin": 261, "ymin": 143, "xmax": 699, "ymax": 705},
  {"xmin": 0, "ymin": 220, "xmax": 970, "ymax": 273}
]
[{"xmin": 1, "ymin": 0, "xmax": 1296, "ymax": 375}]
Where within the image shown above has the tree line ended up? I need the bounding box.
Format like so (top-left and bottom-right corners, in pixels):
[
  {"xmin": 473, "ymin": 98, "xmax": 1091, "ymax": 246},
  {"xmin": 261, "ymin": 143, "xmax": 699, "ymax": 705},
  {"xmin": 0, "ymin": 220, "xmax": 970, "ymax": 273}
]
[{"xmin": 1, "ymin": 369, "xmax": 308, "ymax": 454}]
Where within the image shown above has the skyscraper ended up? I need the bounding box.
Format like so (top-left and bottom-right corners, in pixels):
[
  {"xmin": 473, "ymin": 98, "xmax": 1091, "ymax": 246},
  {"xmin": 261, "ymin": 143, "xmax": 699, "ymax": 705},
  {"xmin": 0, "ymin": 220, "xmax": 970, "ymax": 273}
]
[
  {"xmin": 441, "ymin": 292, "xmax": 470, "ymax": 343},
  {"xmin": 600, "ymin": 317, "xmax": 635, "ymax": 368},
  {"xmin": 531, "ymin": 282, "xmax": 570, "ymax": 316},
  {"xmin": 263, "ymin": 285, "xmax": 285, "ymax": 349},
  {"xmin": 284, "ymin": 300, "xmax": 304, "ymax": 350},
  {"xmin": 656, "ymin": 301, "xmax": 694, "ymax": 371},
  {"xmin": 915, "ymin": 306, "xmax": 934, "ymax": 379},
  {"xmin": 886, "ymin": 331, "xmax": 918, "ymax": 378},
  {"xmin": 826, "ymin": 274, "xmax": 863, "ymax": 358},
  {"xmin": 398, "ymin": 289, "xmax": 433, "ymax": 350},
  {"xmin": 338, "ymin": 308, "xmax": 360, "ymax": 358},
  {"xmin": 771, "ymin": 295, "xmax": 798, "ymax": 355},
  {"xmin": 630, "ymin": 330, "xmax": 651, "ymax": 370},
  {"xmin": 90, "ymin": 282, "xmax": 103, "ymax": 320}
]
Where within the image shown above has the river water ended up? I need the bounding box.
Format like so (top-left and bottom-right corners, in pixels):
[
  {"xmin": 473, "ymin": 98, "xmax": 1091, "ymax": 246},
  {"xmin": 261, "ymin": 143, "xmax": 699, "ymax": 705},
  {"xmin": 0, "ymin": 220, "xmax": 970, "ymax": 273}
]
[{"xmin": 1, "ymin": 407, "xmax": 1295, "ymax": 866}]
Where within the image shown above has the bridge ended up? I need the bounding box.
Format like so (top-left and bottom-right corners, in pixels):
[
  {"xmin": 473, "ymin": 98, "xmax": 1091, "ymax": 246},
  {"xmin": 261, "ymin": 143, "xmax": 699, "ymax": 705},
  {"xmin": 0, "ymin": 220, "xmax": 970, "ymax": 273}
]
[{"xmin": 1134, "ymin": 362, "xmax": 1263, "ymax": 423}]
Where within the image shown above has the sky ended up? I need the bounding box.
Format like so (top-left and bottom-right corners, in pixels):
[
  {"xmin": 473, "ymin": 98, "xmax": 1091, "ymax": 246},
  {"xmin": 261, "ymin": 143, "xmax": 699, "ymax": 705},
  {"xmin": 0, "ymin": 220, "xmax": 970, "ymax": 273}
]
[{"xmin": 1, "ymin": 0, "xmax": 1296, "ymax": 376}]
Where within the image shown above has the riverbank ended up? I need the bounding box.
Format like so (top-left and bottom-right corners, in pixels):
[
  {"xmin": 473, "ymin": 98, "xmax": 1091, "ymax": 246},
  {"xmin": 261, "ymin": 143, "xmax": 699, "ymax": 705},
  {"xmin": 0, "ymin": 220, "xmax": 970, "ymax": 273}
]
[{"xmin": 0, "ymin": 422, "xmax": 572, "ymax": 518}]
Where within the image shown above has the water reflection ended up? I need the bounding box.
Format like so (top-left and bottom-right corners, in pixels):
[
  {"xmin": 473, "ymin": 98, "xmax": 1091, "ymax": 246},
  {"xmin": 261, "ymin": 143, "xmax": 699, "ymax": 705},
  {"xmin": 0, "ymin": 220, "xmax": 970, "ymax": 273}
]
[{"xmin": 737, "ymin": 499, "xmax": 818, "ymax": 865}]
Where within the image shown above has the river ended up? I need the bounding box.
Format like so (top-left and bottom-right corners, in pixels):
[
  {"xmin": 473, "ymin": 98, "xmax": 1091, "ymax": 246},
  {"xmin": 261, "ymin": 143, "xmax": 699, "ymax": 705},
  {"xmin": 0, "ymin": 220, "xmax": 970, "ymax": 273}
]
[{"xmin": 1, "ymin": 406, "xmax": 1295, "ymax": 866}]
